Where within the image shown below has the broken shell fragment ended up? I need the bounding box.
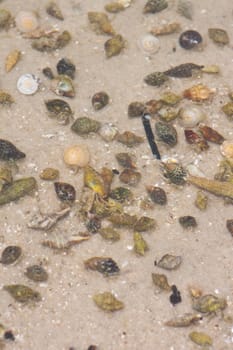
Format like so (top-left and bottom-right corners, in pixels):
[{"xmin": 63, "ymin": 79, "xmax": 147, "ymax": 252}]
[
  {"xmin": 25, "ymin": 265, "xmax": 48, "ymax": 282},
  {"xmin": 45, "ymin": 99, "xmax": 73, "ymax": 124},
  {"xmin": 144, "ymin": 72, "xmax": 168, "ymax": 87},
  {"xmin": 0, "ymin": 90, "xmax": 14, "ymax": 105},
  {"xmin": 183, "ymin": 84, "xmax": 213, "ymax": 102},
  {"xmin": 128, "ymin": 101, "xmax": 145, "ymax": 118},
  {"xmin": 159, "ymin": 92, "xmax": 181, "ymax": 106},
  {"xmin": 92, "ymin": 91, "xmax": 109, "ymax": 110},
  {"xmin": 143, "ymin": 0, "xmax": 168, "ymax": 14},
  {"xmin": 39, "ymin": 167, "xmax": 59, "ymax": 180},
  {"xmin": 178, "ymin": 105, "xmax": 206, "ymax": 128},
  {"xmin": 88, "ymin": 12, "xmax": 115, "ymax": 35},
  {"xmin": 133, "ymin": 232, "xmax": 149, "ymax": 256},
  {"xmin": 116, "ymin": 131, "xmax": 144, "ymax": 147},
  {"xmin": 98, "ymin": 123, "xmax": 119, "ymax": 142},
  {"xmin": 156, "ymin": 254, "xmax": 182, "ymax": 270},
  {"xmin": 184, "ymin": 129, "xmax": 209, "ymax": 152},
  {"xmin": 5, "ymin": 49, "xmax": 21, "ymax": 72},
  {"xmin": 15, "ymin": 11, "xmax": 39, "ymax": 33},
  {"xmin": 146, "ymin": 186, "xmax": 167, "ymax": 205},
  {"xmin": 165, "ymin": 313, "xmax": 202, "ymax": 327},
  {"xmin": 3, "ymin": 284, "xmax": 41, "ymax": 303},
  {"xmin": 119, "ymin": 168, "xmax": 141, "ymax": 186},
  {"xmin": 208, "ymin": 28, "xmax": 229, "ymax": 45},
  {"xmin": 0, "ymin": 177, "xmax": 36, "ymax": 205},
  {"xmin": 0, "ymin": 167, "xmax": 13, "ymax": 191},
  {"xmin": 105, "ymin": 2, "xmax": 125, "ymax": 13},
  {"xmin": 192, "ymin": 294, "xmax": 227, "ymax": 313},
  {"xmin": 0, "ymin": 246, "xmax": 22, "ymax": 265},
  {"xmin": 134, "ymin": 216, "xmax": 156, "ymax": 232},
  {"xmin": 57, "ymin": 58, "xmax": 75, "ymax": 79},
  {"xmin": 198, "ymin": 124, "xmax": 224, "ymax": 144},
  {"xmin": 164, "ymin": 63, "xmax": 203, "ymax": 78},
  {"xmin": 108, "ymin": 213, "xmax": 137, "ymax": 227},
  {"xmin": 46, "ymin": 1, "xmax": 64, "ymax": 20},
  {"xmin": 152, "ymin": 273, "xmax": 171, "ymax": 291},
  {"xmin": 0, "ymin": 9, "xmax": 12, "ymax": 30},
  {"xmin": 99, "ymin": 227, "xmax": 120, "ymax": 242},
  {"xmin": 195, "ymin": 191, "xmax": 208, "ymax": 210},
  {"xmin": 138, "ymin": 34, "xmax": 160, "ymax": 55},
  {"xmin": 27, "ymin": 207, "xmax": 70, "ymax": 231},
  {"xmin": 189, "ymin": 331, "xmax": 213, "ymax": 346},
  {"xmin": 71, "ymin": 117, "xmax": 101, "ymax": 135},
  {"xmin": 115, "ymin": 152, "xmax": 136, "ymax": 169},
  {"xmin": 54, "ymin": 182, "xmax": 76, "ymax": 202},
  {"xmin": 84, "ymin": 257, "xmax": 120, "ymax": 276},
  {"xmin": 220, "ymin": 141, "xmax": 233, "ymax": 160},
  {"xmin": 31, "ymin": 30, "xmax": 71, "ymax": 51},
  {"xmin": 104, "ymin": 34, "xmax": 125, "ymax": 58},
  {"xmin": 51, "ymin": 75, "xmax": 75, "ymax": 98},
  {"xmin": 63, "ymin": 144, "xmax": 90, "ymax": 168},
  {"xmin": 93, "ymin": 292, "xmax": 124, "ymax": 311},
  {"xmin": 17, "ymin": 73, "xmax": 39, "ymax": 95},
  {"xmin": 150, "ymin": 22, "xmax": 181, "ymax": 36},
  {"xmin": 155, "ymin": 121, "xmax": 178, "ymax": 147},
  {"xmin": 177, "ymin": 0, "xmax": 193, "ymax": 20}
]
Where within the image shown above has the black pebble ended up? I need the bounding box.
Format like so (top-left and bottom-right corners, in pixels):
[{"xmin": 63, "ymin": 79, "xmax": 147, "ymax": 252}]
[
  {"xmin": 169, "ymin": 285, "xmax": 182, "ymax": 306},
  {"xmin": 4, "ymin": 330, "xmax": 15, "ymax": 341},
  {"xmin": 179, "ymin": 30, "xmax": 202, "ymax": 49}
]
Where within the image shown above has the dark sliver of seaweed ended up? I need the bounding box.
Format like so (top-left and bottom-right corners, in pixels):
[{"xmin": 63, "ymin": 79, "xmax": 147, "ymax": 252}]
[{"xmin": 142, "ymin": 113, "xmax": 161, "ymax": 159}]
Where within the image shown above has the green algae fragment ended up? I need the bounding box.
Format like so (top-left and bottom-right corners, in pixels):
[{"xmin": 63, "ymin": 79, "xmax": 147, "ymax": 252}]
[
  {"xmin": 189, "ymin": 331, "xmax": 213, "ymax": 346},
  {"xmin": 133, "ymin": 232, "xmax": 148, "ymax": 256},
  {"xmin": 3, "ymin": 284, "xmax": 41, "ymax": 303},
  {"xmin": 0, "ymin": 177, "xmax": 36, "ymax": 205},
  {"xmin": 93, "ymin": 291, "xmax": 124, "ymax": 311}
]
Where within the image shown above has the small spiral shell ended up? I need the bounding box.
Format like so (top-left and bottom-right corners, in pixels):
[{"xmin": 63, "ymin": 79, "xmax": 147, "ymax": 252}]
[{"xmin": 138, "ymin": 34, "xmax": 160, "ymax": 55}]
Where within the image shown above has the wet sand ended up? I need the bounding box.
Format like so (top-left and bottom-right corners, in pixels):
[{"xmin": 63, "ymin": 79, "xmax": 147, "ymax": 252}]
[{"xmin": 1, "ymin": 0, "xmax": 233, "ymax": 349}]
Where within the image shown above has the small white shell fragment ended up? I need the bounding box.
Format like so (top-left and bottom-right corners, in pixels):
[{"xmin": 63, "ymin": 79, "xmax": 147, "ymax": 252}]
[
  {"xmin": 15, "ymin": 11, "xmax": 39, "ymax": 33},
  {"xmin": 138, "ymin": 34, "xmax": 160, "ymax": 55},
  {"xmin": 118, "ymin": 0, "xmax": 132, "ymax": 8},
  {"xmin": 178, "ymin": 105, "xmax": 206, "ymax": 128},
  {"xmin": 186, "ymin": 163, "xmax": 205, "ymax": 177},
  {"xmin": 17, "ymin": 74, "xmax": 39, "ymax": 95},
  {"xmin": 220, "ymin": 141, "xmax": 233, "ymax": 159},
  {"xmin": 98, "ymin": 123, "xmax": 119, "ymax": 142}
]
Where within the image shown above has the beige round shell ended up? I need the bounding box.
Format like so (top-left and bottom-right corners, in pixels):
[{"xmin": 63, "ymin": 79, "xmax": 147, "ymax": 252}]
[
  {"xmin": 178, "ymin": 105, "xmax": 206, "ymax": 128},
  {"xmin": 15, "ymin": 11, "xmax": 39, "ymax": 33},
  {"xmin": 63, "ymin": 145, "xmax": 90, "ymax": 168},
  {"xmin": 220, "ymin": 141, "xmax": 233, "ymax": 159},
  {"xmin": 138, "ymin": 34, "xmax": 160, "ymax": 55}
]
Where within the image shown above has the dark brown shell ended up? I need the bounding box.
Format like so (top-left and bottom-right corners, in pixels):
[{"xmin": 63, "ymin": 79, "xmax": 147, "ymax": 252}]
[
  {"xmin": 146, "ymin": 186, "xmax": 167, "ymax": 205},
  {"xmin": 198, "ymin": 124, "xmax": 224, "ymax": 144},
  {"xmin": 128, "ymin": 102, "xmax": 145, "ymax": 118},
  {"xmin": 164, "ymin": 63, "xmax": 203, "ymax": 78},
  {"xmin": 0, "ymin": 139, "xmax": 25, "ymax": 160},
  {"xmin": 54, "ymin": 182, "xmax": 76, "ymax": 202},
  {"xmin": 179, "ymin": 215, "xmax": 197, "ymax": 228},
  {"xmin": 92, "ymin": 91, "xmax": 109, "ymax": 110},
  {"xmin": 0, "ymin": 245, "xmax": 22, "ymax": 265},
  {"xmin": 119, "ymin": 168, "xmax": 141, "ymax": 186},
  {"xmin": 25, "ymin": 265, "xmax": 48, "ymax": 282}
]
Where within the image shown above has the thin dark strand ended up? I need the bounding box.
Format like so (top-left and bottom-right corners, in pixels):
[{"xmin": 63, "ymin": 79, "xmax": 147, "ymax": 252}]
[{"xmin": 142, "ymin": 113, "xmax": 161, "ymax": 160}]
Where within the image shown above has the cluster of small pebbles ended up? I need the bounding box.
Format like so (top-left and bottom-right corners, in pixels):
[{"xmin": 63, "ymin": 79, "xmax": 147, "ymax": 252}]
[{"xmin": 0, "ymin": 0, "xmax": 233, "ymax": 349}]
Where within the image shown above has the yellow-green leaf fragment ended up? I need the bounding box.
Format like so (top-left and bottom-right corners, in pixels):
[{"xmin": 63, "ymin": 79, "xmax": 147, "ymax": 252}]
[
  {"xmin": 133, "ymin": 232, "xmax": 148, "ymax": 256},
  {"xmin": 192, "ymin": 294, "xmax": 227, "ymax": 313},
  {"xmin": 0, "ymin": 177, "xmax": 36, "ymax": 205},
  {"xmin": 152, "ymin": 273, "xmax": 171, "ymax": 291},
  {"xmin": 84, "ymin": 166, "xmax": 106, "ymax": 197},
  {"xmin": 93, "ymin": 292, "xmax": 124, "ymax": 311},
  {"xmin": 3, "ymin": 284, "xmax": 41, "ymax": 303},
  {"xmin": 189, "ymin": 331, "xmax": 213, "ymax": 346}
]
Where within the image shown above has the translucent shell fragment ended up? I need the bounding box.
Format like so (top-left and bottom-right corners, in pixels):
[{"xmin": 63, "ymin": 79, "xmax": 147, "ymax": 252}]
[
  {"xmin": 183, "ymin": 84, "xmax": 213, "ymax": 102},
  {"xmin": 192, "ymin": 294, "xmax": 227, "ymax": 313},
  {"xmin": 25, "ymin": 265, "xmax": 48, "ymax": 282},
  {"xmin": 3, "ymin": 284, "xmax": 41, "ymax": 303},
  {"xmin": 46, "ymin": 1, "xmax": 64, "ymax": 20},
  {"xmin": 0, "ymin": 177, "xmax": 36, "ymax": 206},
  {"xmin": 165, "ymin": 313, "xmax": 202, "ymax": 327},
  {"xmin": 93, "ymin": 292, "xmax": 124, "ymax": 311},
  {"xmin": 84, "ymin": 257, "xmax": 120, "ymax": 276},
  {"xmin": 0, "ymin": 246, "xmax": 22, "ymax": 265},
  {"xmin": 54, "ymin": 182, "xmax": 76, "ymax": 202},
  {"xmin": 116, "ymin": 131, "xmax": 144, "ymax": 147},
  {"xmin": 5, "ymin": 49, "xmax": 21, "ymax": 72},
  {"xmin": 156, "ymin": 254, "xmax": 182, "ymax": 270},
  {"xmin": 84, "ymin": 166, "xmax": 106, "ymax": 197},
  {"xmin": 71, "ymin": 117, "xmax": 101, "ymax": 135},
  {"xmin": 104, "ymin": 34, "xmax": 125, "ymax": 58},
  {"xmin": 88, "ymin": 12, "xmax": 115, "ymax": 35},
  {"xmin": 152, "ymin": 273, "xmax": 171, "ymax": 291},
  {"xmin": 133, "ymin": 232, "xmax": 149, "ymax": 256}
]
